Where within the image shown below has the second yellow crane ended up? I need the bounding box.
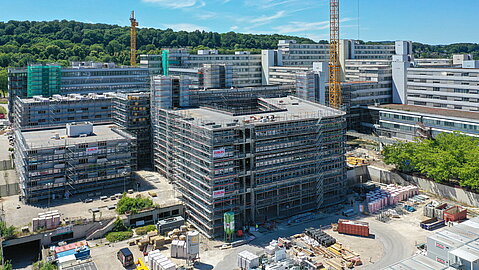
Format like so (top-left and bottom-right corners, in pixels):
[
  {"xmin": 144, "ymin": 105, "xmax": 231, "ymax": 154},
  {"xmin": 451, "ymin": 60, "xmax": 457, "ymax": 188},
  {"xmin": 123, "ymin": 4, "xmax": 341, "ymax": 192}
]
[
  {"xmin": 130, "ymin": 10, "xmax": 139, "ymax": 66},
  {"xmin": 329, "ymin": 0, "xmax": 342, "ymax": 109}
]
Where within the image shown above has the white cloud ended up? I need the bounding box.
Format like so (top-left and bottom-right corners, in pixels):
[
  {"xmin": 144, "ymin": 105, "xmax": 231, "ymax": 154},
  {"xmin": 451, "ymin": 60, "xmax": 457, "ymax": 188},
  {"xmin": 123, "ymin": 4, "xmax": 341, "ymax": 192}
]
[
  {"xmin": 273, "ymin": 17, "xmax": 356, "ymax": 34},
  {"xmin": 142, "ymin": 0, "xmax": 204, "ymax": 9},
  {"xmin": 273, "ymin": 21, "xmax": 329, "ymax": 34},
  {"xmin": 250, "ymin": 10, "xmax": 286, "ymax": 24},
  {"xmin": 163, "ymin": 23, "xmax": 209, "ymax": 32},
  {"xmin": 230, "ymin": 26, "xmax": 239, "ymax": 31},
  {"xmin": 196, "ymin": 11, "xmax": 217, "ymax": 20}
]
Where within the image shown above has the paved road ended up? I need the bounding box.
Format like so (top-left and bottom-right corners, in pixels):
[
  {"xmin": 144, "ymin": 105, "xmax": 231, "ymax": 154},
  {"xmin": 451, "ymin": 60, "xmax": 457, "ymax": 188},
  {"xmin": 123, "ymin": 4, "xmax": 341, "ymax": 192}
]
[{"xmin": 359, "ymin": 220, "xmax": 413, "ymax": 269}]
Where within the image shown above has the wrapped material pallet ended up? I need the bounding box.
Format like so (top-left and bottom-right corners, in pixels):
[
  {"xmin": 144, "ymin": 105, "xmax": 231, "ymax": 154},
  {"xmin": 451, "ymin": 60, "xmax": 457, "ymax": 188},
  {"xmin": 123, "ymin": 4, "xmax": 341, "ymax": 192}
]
[
  {"xmin": 171, "ymin": 240, "xmax": 178, "ymax": 258},
  {"xmin": 237, "ymin": 250, "xmax": 260, "ymax": 270}
]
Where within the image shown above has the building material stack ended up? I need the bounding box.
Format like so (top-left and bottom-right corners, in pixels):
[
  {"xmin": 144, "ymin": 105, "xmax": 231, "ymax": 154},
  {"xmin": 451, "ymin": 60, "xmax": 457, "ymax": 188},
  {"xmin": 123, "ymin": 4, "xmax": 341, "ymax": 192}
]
[
  {"xmin": 32, "ymin": 210, "xmax": 61, "ymax": 231},
  {"xmin": 365, "ymin": 184, "xmax": 419, "ymax": 213},
  {"xmin": 148, "ymin": 250, "xmax": 176, "ymax": 270}
]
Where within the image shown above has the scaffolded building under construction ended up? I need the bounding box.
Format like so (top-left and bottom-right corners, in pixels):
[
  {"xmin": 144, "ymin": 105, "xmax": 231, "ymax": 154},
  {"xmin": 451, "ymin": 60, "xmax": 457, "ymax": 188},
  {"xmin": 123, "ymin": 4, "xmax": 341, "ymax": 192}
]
[
  {"xmin": 112, "ymin": 92, "xmax": 152, "ymax": 169},
  {"xmin": 152, "ymin": 92, "xmax": 346, "ymax": 238},
  {"xmin": 14, "ymin": 122, "xmax": 137, "ymax": 203}
]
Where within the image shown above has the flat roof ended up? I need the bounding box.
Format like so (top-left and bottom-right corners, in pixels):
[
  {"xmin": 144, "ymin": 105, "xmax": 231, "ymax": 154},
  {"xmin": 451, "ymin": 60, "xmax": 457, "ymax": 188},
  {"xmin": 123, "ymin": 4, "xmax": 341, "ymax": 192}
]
[
  {"xmin": 168, "ymin": 96, "xmax": 344, "ymax": 129},
  {"xmin": 450, "ymin": 244, "xmax": 479, "ymax": 262},
  {"xmin": 134, "ymin": 171, "xmax": 182, "ymax": 208},
  {"xmin": 373, "ymin": 104, "xmax": 479, "ymax": 121},
  {"xmin": 383, "ymin": 254, "xmax": 448, "ymax": 270},
  {"xmin": 20, "ymin": 124, "xmax": 132, "ymax": 149},
  {"xmin": 62, "ymin": 261, "xmax": 98, "ymax": 270}
]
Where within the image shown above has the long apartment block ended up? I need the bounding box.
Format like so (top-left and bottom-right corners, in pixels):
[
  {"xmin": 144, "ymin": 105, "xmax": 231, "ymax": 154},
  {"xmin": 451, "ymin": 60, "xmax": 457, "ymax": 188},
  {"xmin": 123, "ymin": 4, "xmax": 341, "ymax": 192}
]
[
  {"xmin": 14, "ymin": 122, "xmax": 136, "ymax": 203},
  {"xmin": 152, "ymin": 95, "xmax": 346, "ymax": 238},
  {"xmin": 13, "ymin": 93, "xmax": 113, "ymax": 130}
]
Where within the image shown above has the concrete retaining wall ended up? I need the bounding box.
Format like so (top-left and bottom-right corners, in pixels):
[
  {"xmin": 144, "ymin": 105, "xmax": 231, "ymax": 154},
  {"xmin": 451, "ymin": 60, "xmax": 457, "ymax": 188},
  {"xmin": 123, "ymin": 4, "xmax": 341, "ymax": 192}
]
[
  {"xmin": 0, "ymin": 159, "xmax": 13, "ymax": 171},
  {"xmin": 363, "ymin": 166, "xmax": 479, "ymax": 207}
]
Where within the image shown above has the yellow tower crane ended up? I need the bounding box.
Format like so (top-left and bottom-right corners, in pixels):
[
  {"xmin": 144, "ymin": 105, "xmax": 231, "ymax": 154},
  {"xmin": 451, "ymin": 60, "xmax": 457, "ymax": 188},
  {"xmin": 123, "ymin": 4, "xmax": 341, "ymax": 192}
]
[
  {"xmin": 130, "ymin": 10, "xmax": 138, "ymax": 66},
  {"xmin": 329, "ymin": 0, "xmax": 342, "ymax": 109}
]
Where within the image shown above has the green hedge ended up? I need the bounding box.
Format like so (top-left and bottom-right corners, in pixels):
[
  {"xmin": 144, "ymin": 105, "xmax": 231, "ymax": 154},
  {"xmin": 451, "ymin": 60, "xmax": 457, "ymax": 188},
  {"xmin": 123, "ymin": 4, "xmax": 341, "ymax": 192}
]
[
  {"xmin": 116, "ymin": 195, "xmax": 154, "ymax": 214},
  {"xmin": 135, "ymin": 225, "xmax": 156, "ymax": 235},
  {"xmin": 106, "ymin": 231, "xmax": 133, "ymax": 242}
]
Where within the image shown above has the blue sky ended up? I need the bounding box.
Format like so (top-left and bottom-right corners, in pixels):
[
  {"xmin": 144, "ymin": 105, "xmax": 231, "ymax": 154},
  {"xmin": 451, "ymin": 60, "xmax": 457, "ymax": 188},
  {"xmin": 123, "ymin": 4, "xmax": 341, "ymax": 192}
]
[{"xmin": 0, "ymin": 0, "xmax": 477, "ymax": 44}]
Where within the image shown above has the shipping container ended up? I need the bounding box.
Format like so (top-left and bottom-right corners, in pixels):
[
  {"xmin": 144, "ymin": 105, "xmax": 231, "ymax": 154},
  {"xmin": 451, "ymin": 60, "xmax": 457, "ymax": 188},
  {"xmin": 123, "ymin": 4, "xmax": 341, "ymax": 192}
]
[{"xmin": 337, "ymin": 219, "xmax": 369, "ymax": 237}]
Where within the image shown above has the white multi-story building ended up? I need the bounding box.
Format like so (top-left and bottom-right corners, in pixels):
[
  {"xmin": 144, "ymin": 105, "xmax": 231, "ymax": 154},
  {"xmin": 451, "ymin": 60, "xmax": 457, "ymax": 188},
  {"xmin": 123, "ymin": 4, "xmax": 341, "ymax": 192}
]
[
  {"xmin": 344, "ymin": 59, "xmax": 392, "ymax": 83},
  {"xmin": 406, "ymin": 64, "xmax": 479, "ymax": 112},
  {"xmin": 141, "ymin": 52, "xmax": 262, "ymax": 87}
]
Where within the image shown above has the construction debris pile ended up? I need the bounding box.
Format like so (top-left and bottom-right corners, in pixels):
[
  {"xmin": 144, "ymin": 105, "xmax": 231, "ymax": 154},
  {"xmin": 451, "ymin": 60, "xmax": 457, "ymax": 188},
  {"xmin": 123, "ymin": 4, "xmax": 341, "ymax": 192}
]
[{"xmin": 364, "ymin": 184, "xmax": 419, "ymax": 213}]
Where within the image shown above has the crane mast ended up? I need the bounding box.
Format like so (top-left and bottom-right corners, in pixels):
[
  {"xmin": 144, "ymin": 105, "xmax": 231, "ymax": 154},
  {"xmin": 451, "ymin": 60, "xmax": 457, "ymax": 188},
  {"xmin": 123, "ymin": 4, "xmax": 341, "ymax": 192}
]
[
  {"xmin": 130, "ymin": 10, "xmax": 138, "ymax": 66},
  {"xmin": 329, "ymin": 0, "xmax": 342, "ymax": 109}
]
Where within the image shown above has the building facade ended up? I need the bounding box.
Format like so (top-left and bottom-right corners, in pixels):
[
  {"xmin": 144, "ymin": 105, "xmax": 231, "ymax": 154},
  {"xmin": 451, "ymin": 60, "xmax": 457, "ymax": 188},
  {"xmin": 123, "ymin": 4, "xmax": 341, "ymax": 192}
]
[
  {"xmin": 151, "ymin": 95, "xmax": 346, "ymax": 238},
  {"xmin": 406, "ymin": 67, "xmax": 479, "ymax": 112},
  {"xmin": 14, "ymin": 123, "xmax": 136, "ymax": 203},
  {"xmin": 364, "ymin": 104, "xmax": 479, "ymax": 141},
  {"xmin": 112, "ymin": 92, "xmax": 152, "ymax": 169},
  {"xmin": 8, "ymin": 62, "xmax": 149, "ymax": 121},
  {"xmin": 13, "ymin": 93, "xmax": 112, "ymax": 131},
  {"xmin": 141, "ymin": 52, "xmax": 263, "ymax": 87}
]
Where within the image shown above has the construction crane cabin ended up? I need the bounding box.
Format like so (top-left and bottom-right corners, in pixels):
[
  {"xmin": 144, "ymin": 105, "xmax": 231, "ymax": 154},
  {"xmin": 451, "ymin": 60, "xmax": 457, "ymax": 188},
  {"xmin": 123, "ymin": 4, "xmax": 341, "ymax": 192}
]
[
  {"xmin": 329, "ymin": 0, "xmax": 342, "ymax": 109},
  {"xmin": 130, "ymin": 10, "xmax": 138, "ymax": 66}
]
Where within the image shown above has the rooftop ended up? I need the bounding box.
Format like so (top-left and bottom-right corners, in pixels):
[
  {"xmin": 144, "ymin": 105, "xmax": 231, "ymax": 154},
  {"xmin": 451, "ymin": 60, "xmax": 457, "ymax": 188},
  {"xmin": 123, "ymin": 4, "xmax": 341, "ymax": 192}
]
[
  {"xmin": 373, "ymin": 104, "xmax": 479, "ymax": 122},
  {"xmin": 168, "ymin": 96, "xmax": 344, "ymax": 129},
  {"xmin": 18, "ymin": 93, "xmax": 113, "ymax": 104},
  {"xmin": 383, "ymin": 254, "xmax": 449, "ymax": 270},
  {"xmin": 133, "ymin": 171, "xmax": 182, "ymax": 208},
  {"xmin": 20, "ymin": 124, "xmax": 133, "ymax": 149}
]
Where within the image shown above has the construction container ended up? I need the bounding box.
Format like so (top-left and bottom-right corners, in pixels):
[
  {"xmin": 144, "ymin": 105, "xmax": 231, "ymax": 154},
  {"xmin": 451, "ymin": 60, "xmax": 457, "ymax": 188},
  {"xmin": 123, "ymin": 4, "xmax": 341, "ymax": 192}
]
[
  {"xmin": 157, "ymin": 216, "xmax": 185, "ymax": 235},
  {"xmin": 444, "ymin": 206, "xmax": 467, "ymax": 222},
  {"xmin": 337, "ymin": 219, "xmax": 369, "ymax": 237},
  {"xmin": 420, "ymin": 217, "xmax": 445, "ymax": 230}
]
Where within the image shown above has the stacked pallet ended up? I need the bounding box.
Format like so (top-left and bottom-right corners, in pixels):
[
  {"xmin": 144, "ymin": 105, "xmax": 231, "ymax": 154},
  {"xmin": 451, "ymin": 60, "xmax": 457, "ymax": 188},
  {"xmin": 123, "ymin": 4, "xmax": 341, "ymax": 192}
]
[
  {"xmin": 366, "ymin": 185, "xmax": 419, "ymax": 213},
  {"xmin": 33, "ymin": 210, "xmax": 61, "ymax": 231}
]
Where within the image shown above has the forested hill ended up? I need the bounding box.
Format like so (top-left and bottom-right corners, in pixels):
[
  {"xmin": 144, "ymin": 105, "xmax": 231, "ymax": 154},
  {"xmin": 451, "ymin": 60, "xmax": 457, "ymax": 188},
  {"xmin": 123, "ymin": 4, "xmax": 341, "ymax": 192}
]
[
  {"xmin": 0, "ymin": 20, "xmax": 316, "ymax": 68},
  {"xmin": 0, "ymin": 20, "xmax": 478, "ymax": 69}
]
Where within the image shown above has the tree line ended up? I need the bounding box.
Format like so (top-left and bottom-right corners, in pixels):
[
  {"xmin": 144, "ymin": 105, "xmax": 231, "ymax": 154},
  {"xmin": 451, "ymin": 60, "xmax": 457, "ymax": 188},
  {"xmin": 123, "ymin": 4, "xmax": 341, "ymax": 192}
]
[
  {"xmin": 0, "ymin": 20, "xmax": 478, "ymax": 95},
  {"xmin": 0, "ymin": 20, "xmax": 315, "ymax": 68},
  {"xmin": 383, "ymin": 132, "xmax": 479, "ymax": 191}
]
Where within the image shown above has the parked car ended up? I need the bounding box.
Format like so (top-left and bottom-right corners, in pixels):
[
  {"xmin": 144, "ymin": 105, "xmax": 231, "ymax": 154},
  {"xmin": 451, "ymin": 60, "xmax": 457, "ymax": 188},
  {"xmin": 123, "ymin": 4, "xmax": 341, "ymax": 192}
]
[{"xmin": 117, "ymin": 248, "xmax": 134, "ymax": 267}]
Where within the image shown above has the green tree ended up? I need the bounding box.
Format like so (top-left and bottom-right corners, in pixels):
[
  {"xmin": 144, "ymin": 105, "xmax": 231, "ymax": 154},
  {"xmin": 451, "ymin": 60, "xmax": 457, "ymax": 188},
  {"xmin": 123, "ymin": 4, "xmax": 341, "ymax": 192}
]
[
  {"xmin": 0, "ymin": 68, "xmax": 7, "ymax": 97},
  {"xmin": 0, "ymin": 221, "xmax": 16, "ymax": 240},
  {"xmin": 116, "ymin": 195, "xmax": 154, "ymax": 215},
  {"xmin": 32, "ymin": 261, "xmax": 57, "ymax": 270}
]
